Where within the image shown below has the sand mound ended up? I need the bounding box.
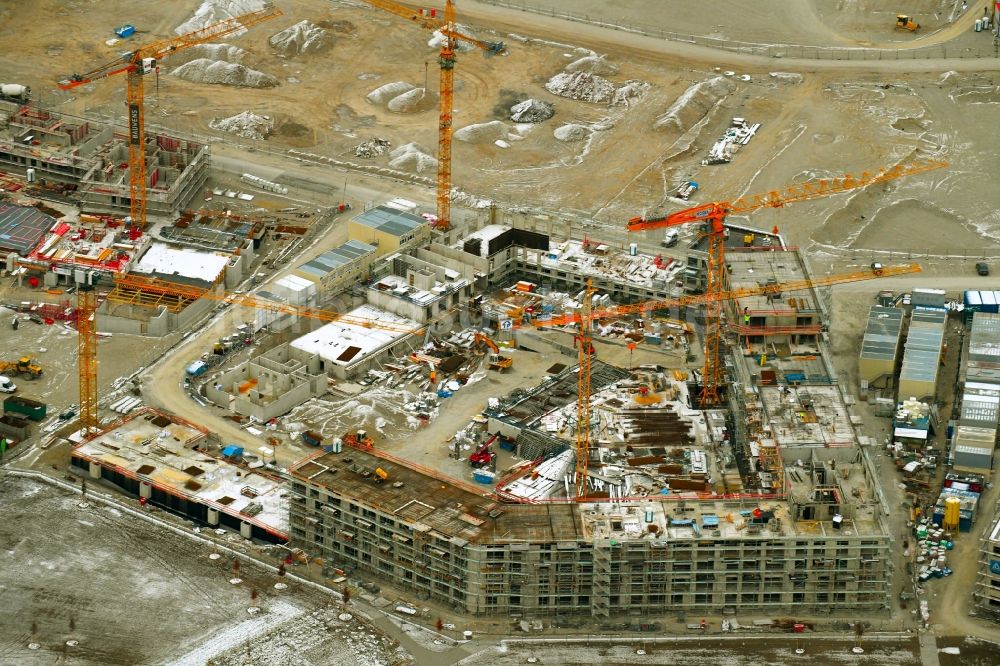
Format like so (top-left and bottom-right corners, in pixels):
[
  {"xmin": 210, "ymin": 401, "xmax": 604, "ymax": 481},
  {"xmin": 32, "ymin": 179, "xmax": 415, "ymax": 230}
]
[
  {"xmin": 209, "ymin": 111, "xmax": 273, "ymax": 139},
  {"xmin": 769, "ymin": 72, "xmax": 803, "ymax": 84},
  {"xmin": 388, "ymin": 143, "xmax": 437, "ymax": 173},
  {"xmin": 270, "ymin": 20, "xmax": 332, "ymax": 55},
  {"xmin": 176, "ymin": 0, "xmax": 266, "ymax": 35},
  {"xmin": 510, "ymin": 99, "xmax": 554, "ymax": 123},
  {"xmin": 654, "ymin": 76, "xmax": 736, "ymax": 132},
  {"xmin": 454, "ymin": 120, "xmax": 510, "ymax": 144},
  {"xmin": 367, "ymin": 81, "xmax": 414, "ymax": 105},
  {"xmin": 545, "ymin": 71, "xmax": 616, "ymax": 104},
  {"xmin": 355, "ymin": 137, "xmax": 391, "ymax": 158},
  {"xmin": 387, "ymin": 88, "xmax": 430, "ymax": 113},
  {"xmin": 172, "ymin": 59, "xmax": 278, "ymax": 87},
  {"xmin": 554, "ymin": 123, "xmax": 589, "ymax": 142},
  {"xmin": 566, "ymin": 54, "xmax": 618, "ymax": 76}
]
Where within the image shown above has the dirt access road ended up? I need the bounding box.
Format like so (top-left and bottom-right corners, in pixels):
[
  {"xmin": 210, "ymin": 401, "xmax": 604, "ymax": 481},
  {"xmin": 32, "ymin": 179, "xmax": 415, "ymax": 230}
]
[{"xmin": 454, "ymin": 0, "xmax": 995, "ymax": 73}]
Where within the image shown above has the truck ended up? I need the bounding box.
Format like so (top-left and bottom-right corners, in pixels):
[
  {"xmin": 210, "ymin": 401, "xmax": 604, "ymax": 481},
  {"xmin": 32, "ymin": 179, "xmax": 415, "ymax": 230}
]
[
  {"xmin": 0, "ymin": 83, "xmax": 30, "ymax": 103},
  {"xmin": 4, "ymin": 395, "xmax": 46, "ymax": 421},
  {"xmin": 185, "ymin": 360, "xmax": 209, "ymax": 377}
]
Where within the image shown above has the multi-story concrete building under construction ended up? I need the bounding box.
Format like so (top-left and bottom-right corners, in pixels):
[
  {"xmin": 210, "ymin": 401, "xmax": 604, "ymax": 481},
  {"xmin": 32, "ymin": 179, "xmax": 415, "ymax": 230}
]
[{"xmin": 289, "ymin": 443, "xmax": 891, "ymax": 618}]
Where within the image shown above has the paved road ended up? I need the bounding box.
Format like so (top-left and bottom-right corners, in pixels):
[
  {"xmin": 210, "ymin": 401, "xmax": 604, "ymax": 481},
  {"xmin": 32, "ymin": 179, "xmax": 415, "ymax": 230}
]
[{"xmin": 453, "ymin": 0, "xmax": 996, "ymax": 73}]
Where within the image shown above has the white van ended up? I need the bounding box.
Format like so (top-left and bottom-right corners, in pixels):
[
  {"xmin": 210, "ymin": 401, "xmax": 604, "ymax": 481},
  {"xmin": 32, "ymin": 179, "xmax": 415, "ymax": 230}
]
[
  {"xmin": 662, "ymin": 230, "xmax": 680, "ymax": 248},
  {"xmin": 0, "ymin": 375, "xmax": 16, "ymax": 393}
]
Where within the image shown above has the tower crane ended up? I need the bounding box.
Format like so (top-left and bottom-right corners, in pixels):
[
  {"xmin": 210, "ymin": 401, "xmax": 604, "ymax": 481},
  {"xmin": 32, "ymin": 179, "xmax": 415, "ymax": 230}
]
[
  {"xmin": 74, "ymin": 273, "xmax": 425, "ymax": 434},
  {"xmin": 57, "ymin": 6, "xmax": 282, "ymax": 231},
  {"xmin": 539, "ymin": 263, "xmax": 921, "ymax": 498},
  {"xmin": 626, "ymin": 158, "xmax": 947, "ymax": 406},
  {"xmin": 361, "ymin": 0, "xmax": 505, "ymax": 231}
]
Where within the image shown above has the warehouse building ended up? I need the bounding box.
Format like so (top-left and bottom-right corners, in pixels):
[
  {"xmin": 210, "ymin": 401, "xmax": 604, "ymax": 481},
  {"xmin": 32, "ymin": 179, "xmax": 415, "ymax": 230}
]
[
  {"xmin": 0, "ymin": 203, "xmax": 57, "ymax": 256},
  {"xmin": 292, "ymin": 240, "xmax": 377, "ymax": 302},
  {"xmin": 897, "ymin": 309, "xmax": 946, "ymax": 401},
  {"xmin": 858, "ymin": 306, "xmax": 904, "ymax": 389},
  {"xmin": 347, "ymin": 205, "xmax": 429, "ymax": 258}
]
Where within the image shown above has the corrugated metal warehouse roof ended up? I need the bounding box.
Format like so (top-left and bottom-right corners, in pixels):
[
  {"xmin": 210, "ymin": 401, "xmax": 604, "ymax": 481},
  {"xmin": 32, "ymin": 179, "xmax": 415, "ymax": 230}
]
[
  {"xmin": 959, "ymin": 382, "xmax": 1000, "ymax": 429},
  {"xmin": 299, "ymin": 240, "xmax": 376, "ymax": 277},
  {"xmin": 899, "ymin": 309, "xmax": 946, "ymax": 389},
  {"xmin": 860, "ymin": 306, "xmax": 904, "ymax": 361},
  {"xmin": 969, "ymin": 312, "xmax": 1000, "ymax": 363},
  {"xmin": 352, "ymin": 206, "xmax": 425, "ymax": 237}
]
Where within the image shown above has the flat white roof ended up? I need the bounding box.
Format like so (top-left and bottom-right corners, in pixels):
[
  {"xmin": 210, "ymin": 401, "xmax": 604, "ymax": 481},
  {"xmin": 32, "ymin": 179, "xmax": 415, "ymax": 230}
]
[
  {"xmin": 466, "ymin": 224, "xmax": 509, "ymax": 243},
  {"xmin": 274, "ymin": 274, "xmax": 316, "ymax": 293},
  {"xmin": 290, "ymin": 304, "xmax": 420, "ymax": 367},
  {"xmin": 133, "ymin": 242, "xmax": 230, "ymax": 282}
]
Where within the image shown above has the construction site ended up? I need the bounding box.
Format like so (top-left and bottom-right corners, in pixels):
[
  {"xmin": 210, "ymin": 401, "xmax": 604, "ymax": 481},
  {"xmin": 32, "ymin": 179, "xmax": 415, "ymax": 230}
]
[{"xmin": 1, "ymin": 0, "xmax": 1000, "ymax": 664}]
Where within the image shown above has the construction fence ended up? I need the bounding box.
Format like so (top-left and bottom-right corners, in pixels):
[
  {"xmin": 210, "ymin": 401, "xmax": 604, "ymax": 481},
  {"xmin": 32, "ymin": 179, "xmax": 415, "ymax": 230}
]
[{"xmin": 479, "ymin": 0, "xmax": 1000, "ymax": 60}]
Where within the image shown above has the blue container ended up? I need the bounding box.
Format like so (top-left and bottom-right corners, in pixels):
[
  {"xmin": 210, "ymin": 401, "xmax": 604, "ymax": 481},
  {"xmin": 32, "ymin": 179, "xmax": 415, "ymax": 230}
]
[
  {"xmin": 473, "ymin": 470, "xmax": 495, "ymax": 484},
  {"xmin": 499, "ymin": 438, "xmax": 516, "ymax": 452},
  {"xmin": 115, "ymin": 24, "xmax": 136, "ymax": 38}
]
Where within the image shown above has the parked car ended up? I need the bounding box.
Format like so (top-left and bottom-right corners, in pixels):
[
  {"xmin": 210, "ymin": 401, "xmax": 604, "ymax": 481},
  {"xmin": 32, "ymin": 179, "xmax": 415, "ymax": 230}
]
[
  {"xmin": 976, "ymin": 262, "xmax": 990, "ymax": 276},
  {"xmin": 0, "ymin": 375, "xmax": 16, "ymax": 393}
]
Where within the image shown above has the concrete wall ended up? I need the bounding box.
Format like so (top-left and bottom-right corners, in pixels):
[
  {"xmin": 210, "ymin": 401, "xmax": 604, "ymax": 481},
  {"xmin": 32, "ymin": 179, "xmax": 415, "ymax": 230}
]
[{"xmin": 204, "ymin": 343, "xmax": 326, "ymax": 421}]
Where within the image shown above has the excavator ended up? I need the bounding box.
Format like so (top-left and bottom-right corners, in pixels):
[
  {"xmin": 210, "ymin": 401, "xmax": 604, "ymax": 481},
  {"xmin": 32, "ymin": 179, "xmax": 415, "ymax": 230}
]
[
  {"xmin": 473, "ymin": 332, "xmax": 513, "ymax": 371},
  {"xmin": 0, "ymin": 356, "xmax": 43, "ymax": 379}
]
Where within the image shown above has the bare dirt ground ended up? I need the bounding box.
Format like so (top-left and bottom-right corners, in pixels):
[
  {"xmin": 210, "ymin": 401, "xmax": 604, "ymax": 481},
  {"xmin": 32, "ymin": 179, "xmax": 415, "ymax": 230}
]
[
  {"xmin": 0, "ymin": 474, "xmax": 408, "ymax": 666},
  {"xmin": 1, "ymin": 0, "xmax": 996, "ymax": 262}
]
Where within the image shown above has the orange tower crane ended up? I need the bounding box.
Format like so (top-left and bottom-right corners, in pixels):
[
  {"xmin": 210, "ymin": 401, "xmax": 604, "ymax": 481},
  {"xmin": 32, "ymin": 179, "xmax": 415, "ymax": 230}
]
[
  {"xmin": 75, "ymin": 274, "xmax": 425, "ymax": 433},
  {"xmin": 361, "ymin": 0, "xmax": 505, "ymax": 231},
  {"xmin": 57, "ymin": 6, "xmax": 282, "ymax": 231},
  {"xmin": 626, "ymin": 158, "xmax": 947, "ymax": 406},
  {"xmin": 541, "ymin": 263, "xmax": 921, "ymax": 498}
]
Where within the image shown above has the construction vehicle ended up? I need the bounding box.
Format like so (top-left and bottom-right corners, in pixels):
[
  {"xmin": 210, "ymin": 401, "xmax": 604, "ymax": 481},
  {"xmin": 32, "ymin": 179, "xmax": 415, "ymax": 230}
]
[
  {"xmin": 895, "ymin": 14, "xmax": 919, "ymax": 32},
  {"xmin": 57, "ymin": 6, "xmax": 281, "ymax": 231},
  {"xmin": 361, "ymin": 0, "xmax": 505, "ymax": 231},
  {"xmin": 343, "ymin": 429, "xmax": 374, "ymax": 449},
  {"xmin": 533, "ymin": 264, "xmax": 920, "ymax": 497},
  {"xmin": 473, "ymin": 332, "xmax": 513, "ymax": 371},
  {"xmin": 0, "ymin": 356, "xmax": 42, "ymax": 379},
  {"xmin": 469, "ymin": 435, "xmax": 497, "ymax": 468},
  {"xmin": 626, "ymin": 158, "xmax": 947, "ymax": 406}
]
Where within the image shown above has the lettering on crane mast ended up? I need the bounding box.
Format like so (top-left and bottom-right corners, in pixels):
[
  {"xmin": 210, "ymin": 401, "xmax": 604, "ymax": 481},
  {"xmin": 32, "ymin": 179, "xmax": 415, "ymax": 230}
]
[{"xmin": 129, "ymin": 104, "xmax": 141, "ymax": 145}]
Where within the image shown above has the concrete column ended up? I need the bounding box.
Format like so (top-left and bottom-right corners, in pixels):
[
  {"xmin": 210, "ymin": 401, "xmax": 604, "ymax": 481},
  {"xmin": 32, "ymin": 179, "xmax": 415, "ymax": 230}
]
[
  {"xmin": 139, "ymin": 482, "xmax": 152, "ymax": 499},
  {"xmin": 207, "ymin": 508, "xmax": 220, "ymax": 526},
  {"xmin": 88, "ymin": 461, "xmax": 101, "ymax": 479},
  {"xmin": 240, "ymin": 521, "xmax": 252, "ymax": 539}
]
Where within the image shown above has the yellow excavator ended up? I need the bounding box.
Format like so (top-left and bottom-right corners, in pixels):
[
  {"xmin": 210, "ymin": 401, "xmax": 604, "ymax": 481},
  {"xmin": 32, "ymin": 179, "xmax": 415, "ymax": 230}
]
[
  {"xmin": 895, "ymin": 14, "xmax": 919, "ymax": 32},
  {"xmin": 473, "ymin": 332, "xmax": 513, "ymax": 371},
  {"xmin": 0, "ymin": 356, "xmax": 42, "ymax": 379}
]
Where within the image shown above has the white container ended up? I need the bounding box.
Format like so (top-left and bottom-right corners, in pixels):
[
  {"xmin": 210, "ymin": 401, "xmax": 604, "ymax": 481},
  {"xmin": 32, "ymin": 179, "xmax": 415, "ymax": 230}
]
[{"xmin": 629, "ymin": 243, "xmax": 638, "ymax": 256}]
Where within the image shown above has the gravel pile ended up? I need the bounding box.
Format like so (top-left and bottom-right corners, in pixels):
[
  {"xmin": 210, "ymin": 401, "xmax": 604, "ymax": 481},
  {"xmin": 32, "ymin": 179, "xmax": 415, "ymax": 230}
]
[
  {"xmin": 354, "ymin": 137, "xmax": 391, "ymax": 158},
  {"xmin": 172, "ymin": 59, "xmax": 278, "ymax": 87},
  {"xmin": 170, "ymin": 43, "xmax": 246, "ymax": 66},
  {"xmin": 553, "ymin": 123, "xmax": 589, "ymax": 142},
  {"xmin": 175, "ymin": 0, "xmax": 267, "ymax": 35},
  {"xmin": 454, "ymin": 120, "xmax": 510, "ymax": 144},
  {"xmin": 769, "ymin": 71, "xmax": 804, "ymax": 84},
  {"xmin": 566, "ymin": 54, "xmax": 618, "ymax": 75},
  {"xmin": 270, "ymin": 20, "xmax": 332, "ymax": 55},
  {"xmin": 509, "ymin": 99, "xmax": 554, "ymax": 123},
  {"xmin": 388, "ymin": 143, "xmax": 437, "ymax": 173},
  {"xmin": 209, "ymin": 110, "xmax": 273, "ymax": 139},
  {"xmin": 387, "ymin": 87, "xmax": 428, "ymax": 113},
  {"xmin": 612, "ymin": 80, "xmax": 650, "ymax": 106},
  {"xmin": 654, "ymin": 76, "xmax": 736, "ymax": 132},
  {"xmin": 545, "ymin": 71, "xmax": 616, "ymax": 104},
  {"xmin": 366, "ymin": 81, "xmax": 414, "ymax": 105}
]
